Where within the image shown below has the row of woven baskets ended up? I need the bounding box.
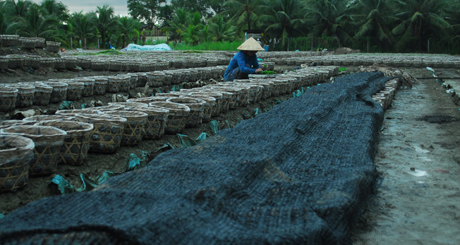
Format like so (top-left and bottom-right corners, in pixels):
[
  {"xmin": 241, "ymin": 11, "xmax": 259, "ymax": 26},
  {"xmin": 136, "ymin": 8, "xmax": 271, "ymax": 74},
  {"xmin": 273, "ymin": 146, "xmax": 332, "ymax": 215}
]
[
  {"xmin": 0, "ymin": 35, "xmax": 60, "ymax": 52},
  {"xmin": 373, "ymin": 78, "xmax": 401, "ymax": 110},
  {"xmin": 265, "ymin": 54, "xmax": 460, "ymax": 68},
  {"xmin": 0, "ymin": 66, "xmax": 339, "ymax": 193},
  {"xmin": 0, "ymin": 66, "xmax": 229, "ymax": 112}
]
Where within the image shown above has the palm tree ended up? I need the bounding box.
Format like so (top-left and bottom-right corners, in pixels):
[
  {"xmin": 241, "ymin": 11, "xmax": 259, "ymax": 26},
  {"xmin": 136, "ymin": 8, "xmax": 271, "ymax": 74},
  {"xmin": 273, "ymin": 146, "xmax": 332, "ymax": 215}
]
[
  {"xmin": 161, "ymin": 8, "xmax": 189, "ymax": 42},
  {"xmin": 391, "ymin": 0, "xmax": 452, "ymax": 52},
  {"xmin": 117, "ymin": 16, "xmax": 141, "ymax": 48},
  {"xmin": 95, "ymin": 4, "xmax": 116, "ymax": 49},
  {"xmin": 68, "ymin": 11, "xmax": 96, "ymax": 48},
  {"xmin": 39, "ymin": 0, "xmax": 68, "ymax": 22},
  {"xmin": 3, "ymin": 0, "xmax": 31, "ymax": 20},
  {"xmin": 259, "ymin": 0, "xmax": 306, "ymax": 47},
  {"xmin": 10, "ymin": 3, "xmax": 58, "ymax": 37},
  {"xmin": 353, "ymin": 0, "xmax": 397, "ymax": 52},
  {"xmin": 223, "ymin": 0, "xmax": 265, "ymax": 31},
  {"xmin": 210, "ymin": 15, "xmax": 236, "ymax": 41},
  {"xmin": 304, "ymin": 0, "xmax": 355, "ymax": 47}
]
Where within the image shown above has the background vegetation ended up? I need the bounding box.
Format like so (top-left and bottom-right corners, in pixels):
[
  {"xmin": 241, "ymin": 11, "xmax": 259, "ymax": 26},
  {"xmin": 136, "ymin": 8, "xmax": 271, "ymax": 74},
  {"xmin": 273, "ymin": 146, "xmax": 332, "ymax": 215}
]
[{"xmin": 1, "ymin": 0, "xmax": 460, "ymax": 53}]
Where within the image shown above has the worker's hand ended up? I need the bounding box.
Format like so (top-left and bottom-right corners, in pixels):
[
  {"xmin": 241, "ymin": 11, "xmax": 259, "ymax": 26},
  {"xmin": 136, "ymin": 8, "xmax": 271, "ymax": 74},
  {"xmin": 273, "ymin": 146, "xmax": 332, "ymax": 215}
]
[{"xmin": 255, "ymin": 68, "xmax": 263, "ymax": 74}]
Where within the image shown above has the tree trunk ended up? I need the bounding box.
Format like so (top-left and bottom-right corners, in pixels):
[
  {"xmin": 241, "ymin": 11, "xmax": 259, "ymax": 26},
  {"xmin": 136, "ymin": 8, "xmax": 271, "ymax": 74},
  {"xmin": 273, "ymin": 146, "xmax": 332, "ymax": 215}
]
[
  {"xmin": 122, "ymin": 36, "xmax": 125, "ymax": 49},
  {"xmin": 247, "ymin": 11, "xmax": 251, "ymax": 31}
]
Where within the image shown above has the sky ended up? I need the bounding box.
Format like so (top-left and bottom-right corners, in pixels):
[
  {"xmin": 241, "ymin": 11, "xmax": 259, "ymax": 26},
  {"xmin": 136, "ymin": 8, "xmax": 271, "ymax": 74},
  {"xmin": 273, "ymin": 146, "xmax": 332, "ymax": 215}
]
[{"xmin": 33, "ymin": 0, "xmax": 130, "ymax": 16}]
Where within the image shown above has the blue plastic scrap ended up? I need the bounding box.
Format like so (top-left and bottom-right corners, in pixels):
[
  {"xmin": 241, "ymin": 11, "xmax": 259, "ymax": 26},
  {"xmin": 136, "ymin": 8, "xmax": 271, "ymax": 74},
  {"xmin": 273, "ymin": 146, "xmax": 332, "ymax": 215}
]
[
  {"xmin": 209, "ymin": 121, "xmax": 219, "ymax": 135},
  {"xmin": 50, "ymin": 175, "xmax": 75, "ymax": 194},
  {"xmin": 125, "ymin": 151, "xmax": 150, "ymax": 172},
  {"xmin": 76, "ymin": 174, "xmax": 98, "ymax": 192},
  {"xmin": 0, "ymin": 213, "xmax": 5, "ymax": 219},
  {"xmin": 177, "ymin": 133, "xmax": 208, "ymax": 148},
  {"xmin": 59, "ymin": 101, "xmax": 73, "ymax": 110},
  {"xmin": 254, "ymin": 108, "xmax": 260, "ymax": 116}
]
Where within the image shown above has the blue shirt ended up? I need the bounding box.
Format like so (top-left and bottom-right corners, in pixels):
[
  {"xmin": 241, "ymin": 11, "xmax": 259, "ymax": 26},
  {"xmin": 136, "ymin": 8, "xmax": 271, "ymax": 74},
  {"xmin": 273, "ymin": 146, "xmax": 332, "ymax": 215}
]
[{"xmin": 224, "ymin": 51, "xmax": 261, "ymax": 80}]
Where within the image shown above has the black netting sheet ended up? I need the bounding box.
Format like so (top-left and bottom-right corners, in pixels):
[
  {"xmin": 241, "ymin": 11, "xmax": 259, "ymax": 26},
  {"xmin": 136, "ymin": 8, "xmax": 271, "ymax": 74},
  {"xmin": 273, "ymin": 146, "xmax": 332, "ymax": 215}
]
[{"xmin": 0, "ymin": 72, "xmax": 390, "ymax": 245}]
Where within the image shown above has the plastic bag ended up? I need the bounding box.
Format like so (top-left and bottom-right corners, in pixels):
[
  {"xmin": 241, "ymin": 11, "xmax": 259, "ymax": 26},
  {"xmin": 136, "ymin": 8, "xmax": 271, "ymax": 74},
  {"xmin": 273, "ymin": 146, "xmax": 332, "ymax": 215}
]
[
  {"xmin": 254, "ymin": 108, "xmax": 260, "ymax": 116},
  {"xmin": 125, "ymin": 151, "xmax": 150, "ymax": 172},
  {"xmin": 50, "ymin": 175, "xmax": 75, "ymax": 194},
  {"xmin": 0, "ymin": 213, "xmax": 4, "ymax": 219},
  {"xmin": 209, "ymin": 121, "xmax": 219, "ymax": 135},
  {"xmin": 76, "ymin": 174, "xmax": 98, "ymax": 192},
  {"xmin": 97, "ymin": 170, "xmax": 116, "ymax": 185},
  {"xmin": 59, "ymin": 101, "xmax": 74, "ymax": 110},
  {"xmin": 177, "ymin": 133, "xmax": 208, "ymax": 148}
]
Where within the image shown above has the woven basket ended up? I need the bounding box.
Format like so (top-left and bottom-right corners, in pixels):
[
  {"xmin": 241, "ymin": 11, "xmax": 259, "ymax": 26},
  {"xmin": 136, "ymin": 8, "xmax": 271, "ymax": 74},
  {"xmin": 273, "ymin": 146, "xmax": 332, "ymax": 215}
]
[
  {"xmin": 34, "ymin": 121, "xmax": 93, "ymax": 165},
  {"xmin": 91, "ymin": 61, "xmax": 106, "ymax": 71},
  {"xmin": 251, "ymin": 80, "xmax": 273, "ymax": 100},
  {"xmin": 46, "ymin": 41, "xmax": 61, "ymax": 53},
  {"xmin": 107, "ymin": 76, "xmax": 123, "ymax": 93},
  {"xmin": 65, "ymin": 81, "xmax": 84, "ymax": 101},
  {"xmin": 75, "ymin": 114, "xmax": 126, "ymax": 154},
  {"xmin": 64, "ymin": 58, "xmax": 77, "ymax": 70},
  {"xmin": 75, "ymin": 78, "xmax": 95, "ymax": 97},
  {"xmin": 77, "ymin": 58, "xmax": 91, "ymax": 69},
  {"xmin": 109, "ymin": 60, "xmax": 121, "ymax": 71},
  {"xmin": 213, "ymin": 86, "xmax": 240, "ymax": 109},
  {"xmin": 43, "ymin": 81, "xmax": 68, "ymax": 103},
  {"xmin": 136, "ymin": 73, "xmax": 148, "ymax": 87},
  {"xmin": 188, "ymin": 91, "xmax": 223, "ymax": 117},
  {"xmin": 21, "ymin": 37, "xmax": 36, "ymax": 49},
  {"xmin": 0, "ymin": 134, "xmax": 34, "ymax": 192},
  {"xmin": 126, "ymin": 97, "xmax": 159, "ymax": 105},
  {"xmin": 7, "ymin": 55, "xmax": 24, "ymax": 69},
  {"xmin": 117, "ymin": 75, "xmax": 130, "ymax": 92},
  {"xmin": 54, "ymin": 58, "xmax": 66, "ymax": 70},
  {"xmin": 2, "ymin": 126, "xmax": 67, "ymax": 176},
  {"xmin": 55, "ymin": 108, "xmax": 103, "ymax": 116},
  {"xmin": 234, "ymin": 80, "xmax": 263, "ymax": 103},
  {"xmin": 35, "ymin": 37, "xmax": 45, "ymax": 48},
  {"xmin": 123, "ymin": 106, "xmax": 170, "ymax": 140},
  {"xmin": 92, "ymin": 77, "xmax": 108, "ymax": 95},
  {"xmin": 166, "ymin": 97, "xmax": 205, "ymax": 128},
  {"xmin": 147, "ymin": 71, "xmax": 165, "ymax": 87},
  {"xmin": 163, "ymin": 71, "xmax": 173, "ymax": 86},
  {"xmin": 27, "ymin": 56, "xmax": 41, "ymax": 69},
  {"xmin": 8, "ymin": 84, "xmax": 35, "ymax": 107},
  {"xmin": 149, "ymin": 101, "xmax": 190, "ymax": 135},
  {"xmin": 126, "ymin": 73, "xmax": 139, "ymax": 89},
  {"xmin": 0, "ymin": 120, "xmax": 36, "ymax": 130},
  {"xmin": 102, "ymin": 111, "xmax": 147, "ymax": 146},
  {"xmin": 23, "ymin": 114, "xmax": 75, "ymax": 122},
  {"xmin": 127, "ymin": 61, "xmax": 140, "ymax": 72},
  {"xmin": 29, "ymin": 82, "xmax": 52, "ymax": 106},
  {"xmin": 108, "ymin": 102, "xmax": 148, "ymax": 109},
  {"xmin": 0, "ymin": 57, "xmax": 9, "ymax": 70},
  {"xmin": 0, "ymin": 86, "xmax": 17, "ymax": 112},
  {"xmin": 1, "ymin": 35, "xmax": 19, "ymax": 47},
  {"xmin": 184, "ymin": 94, "xmax": 216, "ymax": 122}
]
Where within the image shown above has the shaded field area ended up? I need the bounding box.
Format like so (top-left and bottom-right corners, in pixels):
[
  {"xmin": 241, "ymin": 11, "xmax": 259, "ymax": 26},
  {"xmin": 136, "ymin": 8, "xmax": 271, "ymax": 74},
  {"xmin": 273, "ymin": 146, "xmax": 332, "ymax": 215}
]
[{"xmin": 0, "ymin": 72, "xmax": 390, "ymax": 244}]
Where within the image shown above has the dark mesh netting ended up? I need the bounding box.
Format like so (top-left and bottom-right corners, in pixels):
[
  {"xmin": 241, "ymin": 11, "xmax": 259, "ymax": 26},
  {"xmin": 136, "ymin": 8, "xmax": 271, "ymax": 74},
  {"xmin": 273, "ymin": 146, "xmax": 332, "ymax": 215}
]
[{"xmin": 0, "ymin": 72, "xmax": 390, "ymax": 245}]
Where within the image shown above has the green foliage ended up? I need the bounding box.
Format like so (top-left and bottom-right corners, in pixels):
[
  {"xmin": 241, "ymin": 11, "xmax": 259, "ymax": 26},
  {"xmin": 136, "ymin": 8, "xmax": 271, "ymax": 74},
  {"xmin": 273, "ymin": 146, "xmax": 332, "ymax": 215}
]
[{"xmin": 127, "ymin": 0, "xmax": 164, "ymax": 29}]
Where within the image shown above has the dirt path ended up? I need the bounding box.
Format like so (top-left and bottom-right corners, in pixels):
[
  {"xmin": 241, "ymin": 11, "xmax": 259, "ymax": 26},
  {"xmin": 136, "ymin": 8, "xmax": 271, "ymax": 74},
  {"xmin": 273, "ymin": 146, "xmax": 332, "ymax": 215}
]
[{"xmin": 353, "ymin": 68, "xmax": 460, "ymax": 244}]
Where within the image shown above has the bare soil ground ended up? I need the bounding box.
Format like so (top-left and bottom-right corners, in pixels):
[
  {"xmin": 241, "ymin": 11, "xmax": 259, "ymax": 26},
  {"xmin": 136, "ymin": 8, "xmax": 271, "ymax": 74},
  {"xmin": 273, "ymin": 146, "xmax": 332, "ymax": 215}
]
[{"xmin": 352, "ymin": 68, "xmax": 460, "ymax": 244}]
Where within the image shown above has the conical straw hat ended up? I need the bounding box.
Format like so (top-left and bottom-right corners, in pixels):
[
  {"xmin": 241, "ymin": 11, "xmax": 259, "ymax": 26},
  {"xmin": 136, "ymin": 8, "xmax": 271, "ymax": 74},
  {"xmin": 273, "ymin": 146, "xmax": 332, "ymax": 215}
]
[{"xmin": 237, "ymin": 37, "xmax": 265, "ymax": 51}]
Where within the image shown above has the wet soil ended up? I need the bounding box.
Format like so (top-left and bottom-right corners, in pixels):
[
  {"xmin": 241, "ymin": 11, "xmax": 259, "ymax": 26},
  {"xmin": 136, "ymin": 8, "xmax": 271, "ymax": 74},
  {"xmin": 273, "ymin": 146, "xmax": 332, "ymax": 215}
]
[{"xmin": 352, "ymin": 68, "xmax": 460, "ymax": 244}]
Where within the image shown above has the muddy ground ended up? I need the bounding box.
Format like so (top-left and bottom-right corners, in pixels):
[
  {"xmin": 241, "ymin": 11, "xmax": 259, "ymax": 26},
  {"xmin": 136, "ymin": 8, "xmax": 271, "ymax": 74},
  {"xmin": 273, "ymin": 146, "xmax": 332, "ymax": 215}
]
[{"xmin": 352, "ymin": 68, "xmax": 460, "ymax": 244}]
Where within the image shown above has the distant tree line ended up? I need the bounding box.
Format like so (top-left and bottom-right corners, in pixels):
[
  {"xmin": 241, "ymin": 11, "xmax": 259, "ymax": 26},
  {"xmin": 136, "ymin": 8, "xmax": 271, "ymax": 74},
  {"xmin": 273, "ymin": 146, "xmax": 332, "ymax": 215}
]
[{"xmin": 1, "ymin": 0, "xmax": 460, "ymax": 53}]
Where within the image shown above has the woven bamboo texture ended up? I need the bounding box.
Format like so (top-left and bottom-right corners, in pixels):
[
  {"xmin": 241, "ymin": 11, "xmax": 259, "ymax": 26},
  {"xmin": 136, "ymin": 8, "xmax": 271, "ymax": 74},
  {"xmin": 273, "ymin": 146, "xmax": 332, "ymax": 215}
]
[
  {"xmin": 0, "ymin": 87, "xmax": 17, "ymax": 112},
  {"xmin": 2, "ymin": 126, "xmax": 67, "ymax": 176},
  {"xmin": 44, "ymin": 82, "xmax": 67, "ymax": 103},
  {"xmin": 166, "ymin": 97, "xmax": 205, "ymax": 128},
  {"xmin": 103, "ymin": 111, "xmax": 148, "ymax": 146},
  {"xmin": 149, "ymin": 102, "xmax": 190, "ymax": 135},
  {"xmin": 0, "ymin": 135, "xmax": 34, "ymax": 192},
  {"xmin": 34, "ymin": 121, "xmax": 94, "ymax": 165},
  {"xmin": 75, "ymin": 114, "xmax": 127, "ymax": 154}
]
